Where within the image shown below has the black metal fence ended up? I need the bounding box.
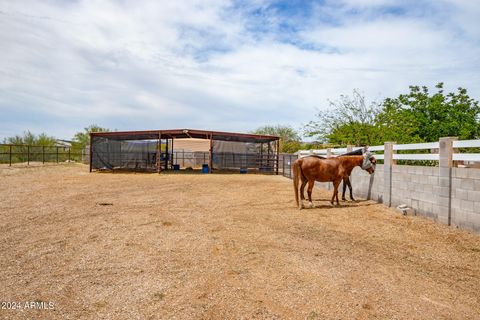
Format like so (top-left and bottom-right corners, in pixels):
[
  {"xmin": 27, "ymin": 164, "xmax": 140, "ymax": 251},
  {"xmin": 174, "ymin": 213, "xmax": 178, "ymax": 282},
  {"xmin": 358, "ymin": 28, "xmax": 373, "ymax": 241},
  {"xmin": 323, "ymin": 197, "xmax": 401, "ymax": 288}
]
[
  {"xmin": 0, "ymin": 144, "xmax": 88, "ymax": 166},
  {"xmin": 0, "ymin": 143, "xmax": 298, "ymax": 176}
]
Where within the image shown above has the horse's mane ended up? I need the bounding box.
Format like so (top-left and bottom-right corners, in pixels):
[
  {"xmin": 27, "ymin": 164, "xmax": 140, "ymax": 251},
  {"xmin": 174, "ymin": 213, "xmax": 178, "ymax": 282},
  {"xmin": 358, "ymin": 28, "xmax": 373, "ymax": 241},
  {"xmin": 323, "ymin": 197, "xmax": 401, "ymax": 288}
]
[
  {"xmin": 302, "ymin": 155, "xmax": 326, "ymax": 159},
  {"xmin": 338, "ymin": 148, "xmax": 363, "ymax": 156}
]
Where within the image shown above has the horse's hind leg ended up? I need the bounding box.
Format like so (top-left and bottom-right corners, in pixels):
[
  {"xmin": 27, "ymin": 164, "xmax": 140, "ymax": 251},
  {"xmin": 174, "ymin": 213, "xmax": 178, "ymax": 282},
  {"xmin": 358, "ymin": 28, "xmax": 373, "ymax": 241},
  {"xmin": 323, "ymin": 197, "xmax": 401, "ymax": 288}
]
[
  {"xmin": 300, "ymin": 176, "xmax": 308, "ymax": 209},
  {"xmin": 342, "ymin": 179, "xmax": 347, "ymax": 201},
  {"xmin": 300, "ymin": 177, "xmax": 308, "ymax": 209},
  {"xmin": 307, "ymin": 179, "xmax": 315, "ymax": 208},
  {"xmin": 347, "ymin": 178, "xmax": 355, "ymax": 201}
]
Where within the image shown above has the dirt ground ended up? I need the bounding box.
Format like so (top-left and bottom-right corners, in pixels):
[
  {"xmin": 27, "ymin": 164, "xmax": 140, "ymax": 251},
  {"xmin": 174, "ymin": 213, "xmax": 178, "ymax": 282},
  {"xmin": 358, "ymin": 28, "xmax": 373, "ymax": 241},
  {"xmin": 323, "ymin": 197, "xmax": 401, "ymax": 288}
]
[{"xmin": 1, "ymin": 164, "xmax": 479, "ymax": 320}]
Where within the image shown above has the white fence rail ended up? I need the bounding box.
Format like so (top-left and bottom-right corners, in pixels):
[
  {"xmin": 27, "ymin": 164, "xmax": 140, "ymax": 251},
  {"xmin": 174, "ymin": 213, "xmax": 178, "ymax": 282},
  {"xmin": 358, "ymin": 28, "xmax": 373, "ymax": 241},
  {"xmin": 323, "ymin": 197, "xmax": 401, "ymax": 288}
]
[{"xmin": 298, "ymin": 138, "xmax": 480, "ymax": 163}]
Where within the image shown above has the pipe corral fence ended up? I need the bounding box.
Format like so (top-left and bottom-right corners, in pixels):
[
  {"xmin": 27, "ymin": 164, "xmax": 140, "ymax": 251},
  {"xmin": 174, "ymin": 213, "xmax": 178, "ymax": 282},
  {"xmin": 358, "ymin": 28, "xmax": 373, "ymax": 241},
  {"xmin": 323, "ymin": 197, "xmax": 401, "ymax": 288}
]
[
  {"xmin": 294, "ymin": 137, "xmax": 480, "ymax": 232},
  {"xmin": 0, "ymin": 144, "xmax": 88, "ymax": 165}
]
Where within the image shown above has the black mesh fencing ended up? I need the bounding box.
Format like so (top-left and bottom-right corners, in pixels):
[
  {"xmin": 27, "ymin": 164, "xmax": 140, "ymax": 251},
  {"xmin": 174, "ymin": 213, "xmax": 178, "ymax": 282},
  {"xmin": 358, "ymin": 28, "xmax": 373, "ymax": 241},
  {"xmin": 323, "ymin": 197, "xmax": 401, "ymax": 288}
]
[
  {"xmin": 170, "ymin": 152, "xmax": 276, "ymax": 172},
  {"xmin": 91, "ymin": 136, "xmax": 280, "ymax": 173},
  {"xmin": 91, "ymin": 137, "xmax": 161, "ymax": 172}
]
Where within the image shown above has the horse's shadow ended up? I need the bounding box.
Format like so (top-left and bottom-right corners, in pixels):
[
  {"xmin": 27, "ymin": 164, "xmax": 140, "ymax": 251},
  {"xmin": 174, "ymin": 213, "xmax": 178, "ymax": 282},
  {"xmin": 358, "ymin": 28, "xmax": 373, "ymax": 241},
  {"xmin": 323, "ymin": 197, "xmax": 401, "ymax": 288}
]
[{"xmin": 305, "ymin": 199, "xmax": 376, "ymax": 209}]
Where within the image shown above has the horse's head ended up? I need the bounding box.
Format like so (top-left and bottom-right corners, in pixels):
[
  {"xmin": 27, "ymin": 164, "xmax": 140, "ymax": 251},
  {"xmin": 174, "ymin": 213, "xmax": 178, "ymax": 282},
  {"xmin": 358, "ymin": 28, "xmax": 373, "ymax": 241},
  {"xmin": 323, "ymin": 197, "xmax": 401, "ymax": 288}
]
[{"xmin": 361, "ymin": 151, "xmax": 376, "ymax": 174}]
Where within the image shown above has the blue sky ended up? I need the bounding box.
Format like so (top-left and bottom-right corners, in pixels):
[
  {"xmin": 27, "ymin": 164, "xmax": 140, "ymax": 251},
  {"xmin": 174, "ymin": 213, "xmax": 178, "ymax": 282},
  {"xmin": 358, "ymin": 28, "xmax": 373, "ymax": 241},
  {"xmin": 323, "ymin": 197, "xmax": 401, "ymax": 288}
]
[{"xmin": 1, "ymin": 0, "xmax": 479, "ymax": 140}]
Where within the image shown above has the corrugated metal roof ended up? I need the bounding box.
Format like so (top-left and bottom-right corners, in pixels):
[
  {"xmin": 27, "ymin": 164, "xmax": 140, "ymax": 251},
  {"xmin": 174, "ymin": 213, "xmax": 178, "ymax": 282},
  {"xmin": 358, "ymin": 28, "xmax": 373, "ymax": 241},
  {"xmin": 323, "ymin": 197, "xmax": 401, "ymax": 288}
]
[{"xmin": 91, "ymin": 128, "xmax": 279, "ymax": 143}]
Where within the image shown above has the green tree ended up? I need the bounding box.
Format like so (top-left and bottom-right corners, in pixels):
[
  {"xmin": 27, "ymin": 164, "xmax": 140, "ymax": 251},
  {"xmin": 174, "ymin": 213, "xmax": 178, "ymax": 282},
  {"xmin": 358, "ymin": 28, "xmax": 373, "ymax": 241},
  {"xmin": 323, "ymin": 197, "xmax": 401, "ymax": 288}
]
[
  {"xmin": 377, "ymin": 83, "xmax": 480, "ymax": 143},
  {"xmin": 305, "ymin": 84, "xmax": 480, "ymax": 146},
  {"xmin": 252, "ymin": 125, "xmax": 302, "ymax": 153},
  {"xmin": 3, "ymin": 130, "xmax": 56, "ymax": 146},
  {"xmin": 304, "ymin": 90, "xmax": 382, "ymax": 146},
  {"xmin": 73, "ymin": 124, "xmax": 110, "ymax": 149}
]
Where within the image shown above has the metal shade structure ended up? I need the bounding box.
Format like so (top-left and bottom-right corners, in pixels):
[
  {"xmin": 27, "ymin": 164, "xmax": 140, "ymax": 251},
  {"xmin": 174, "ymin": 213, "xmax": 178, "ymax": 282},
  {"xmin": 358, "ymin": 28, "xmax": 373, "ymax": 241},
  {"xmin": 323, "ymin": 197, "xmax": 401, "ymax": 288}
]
[{"xmin": 90, "ymin": 129, "xmax": 280, "ymax": 174}]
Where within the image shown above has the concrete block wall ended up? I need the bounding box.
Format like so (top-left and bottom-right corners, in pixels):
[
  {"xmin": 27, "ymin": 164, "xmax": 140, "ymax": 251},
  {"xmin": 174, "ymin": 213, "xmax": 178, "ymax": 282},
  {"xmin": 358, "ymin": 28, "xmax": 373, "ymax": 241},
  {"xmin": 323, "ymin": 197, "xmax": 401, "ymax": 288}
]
[
  {"xmin": 451, "ymin": 168, "xmax": 480, "ymax": 231},
  {"xmin": 322, "ymin": 163, "xmax": 480, "ymax": 232},
  {"xmin": 390, "ymin": 166, "xmax": 441, "ymax": 221}
]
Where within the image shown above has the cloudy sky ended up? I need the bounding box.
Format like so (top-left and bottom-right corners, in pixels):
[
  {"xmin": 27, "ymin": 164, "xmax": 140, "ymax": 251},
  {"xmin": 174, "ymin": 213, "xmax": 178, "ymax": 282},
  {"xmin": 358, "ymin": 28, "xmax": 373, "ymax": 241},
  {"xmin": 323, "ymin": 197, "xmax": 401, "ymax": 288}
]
[{"xmin": 1, "ymin": 0, "xmax": 479, "ymax": 140}]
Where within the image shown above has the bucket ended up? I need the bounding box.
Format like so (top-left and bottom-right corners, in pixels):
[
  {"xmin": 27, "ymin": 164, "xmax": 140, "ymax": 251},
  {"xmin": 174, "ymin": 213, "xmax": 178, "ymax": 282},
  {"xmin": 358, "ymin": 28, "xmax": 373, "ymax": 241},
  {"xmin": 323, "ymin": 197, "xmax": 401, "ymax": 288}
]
[
  {"xmin": 202, "ymin": 164, "xmax": 209, "ymax": 173},
  {"xmin": 239, "ymin": 168, "xmax": 247, "ymax": 174},
  {"xmin": 173, "ymin": 164, "xmax": 180, "ymax": 171}
]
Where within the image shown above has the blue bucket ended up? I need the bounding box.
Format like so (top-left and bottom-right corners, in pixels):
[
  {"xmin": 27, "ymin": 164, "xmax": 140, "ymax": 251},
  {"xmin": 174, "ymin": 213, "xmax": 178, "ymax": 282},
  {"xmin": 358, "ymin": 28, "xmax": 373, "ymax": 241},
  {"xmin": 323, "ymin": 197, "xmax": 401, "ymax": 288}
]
[
  {"xmin": 202, "ymin": 164, "xmax": 209, "ymax": 173},
  {"xmin": 173, "ymin": 164, "xmax": 180, "ymax": 171}
]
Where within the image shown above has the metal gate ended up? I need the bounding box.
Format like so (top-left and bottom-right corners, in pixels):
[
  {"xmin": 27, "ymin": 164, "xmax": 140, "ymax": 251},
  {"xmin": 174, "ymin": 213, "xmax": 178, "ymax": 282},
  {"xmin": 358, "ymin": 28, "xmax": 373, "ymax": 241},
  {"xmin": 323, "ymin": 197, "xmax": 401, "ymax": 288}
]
[{"xmin": 279, "ymin": 154, "xmax": 296, "ymax": 179}]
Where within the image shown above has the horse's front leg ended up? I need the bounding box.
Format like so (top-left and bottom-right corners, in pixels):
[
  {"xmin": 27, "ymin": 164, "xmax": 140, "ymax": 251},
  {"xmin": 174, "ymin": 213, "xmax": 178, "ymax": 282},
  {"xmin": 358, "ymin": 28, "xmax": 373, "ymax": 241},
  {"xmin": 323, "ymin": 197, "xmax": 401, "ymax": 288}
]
[
  {"xmin": 331, "ymin": 179, "xmax": 341, "ymax": 206},
  {"xmin": 307, "ymin": 179, "xmax": 315, "ymax": 208}
]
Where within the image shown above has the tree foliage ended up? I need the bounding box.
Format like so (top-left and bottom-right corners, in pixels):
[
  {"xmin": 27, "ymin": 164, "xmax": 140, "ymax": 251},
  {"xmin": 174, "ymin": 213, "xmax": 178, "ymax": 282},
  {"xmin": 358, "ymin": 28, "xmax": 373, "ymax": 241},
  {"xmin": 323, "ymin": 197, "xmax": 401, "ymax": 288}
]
[
  {"xmin": 252, "ymin": 125, "xmax": 302, "ymax": 153},
  {"xmin": 376, "ymin": 83, "xmax": 480, "ymax": 143},
  {"xmin": 304, "ymin": 90, "xmax": 382, "ymax": 145},
  {"xmin": 3, "ymin": 130, "xmax": 57, "ymax": 146},
  {"xmin": 73, "ymin": 124, "xmax": 110, "ymax": 148},
  {"xmin": 305, "ymin": 84, "xmax": 480, "ymax": 146}
]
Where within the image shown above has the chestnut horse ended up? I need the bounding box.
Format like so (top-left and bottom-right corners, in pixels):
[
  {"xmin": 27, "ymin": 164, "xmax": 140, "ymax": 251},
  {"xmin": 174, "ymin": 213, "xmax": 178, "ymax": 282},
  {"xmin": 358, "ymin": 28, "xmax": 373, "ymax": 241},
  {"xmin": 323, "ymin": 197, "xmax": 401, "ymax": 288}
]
[
  {"xmin": 292, "ymin": 152, "xmax": 376, "ymax": 208},
  {"xmin": 302, "ymin": 148, "xmax": 365, "ymax": 201}
]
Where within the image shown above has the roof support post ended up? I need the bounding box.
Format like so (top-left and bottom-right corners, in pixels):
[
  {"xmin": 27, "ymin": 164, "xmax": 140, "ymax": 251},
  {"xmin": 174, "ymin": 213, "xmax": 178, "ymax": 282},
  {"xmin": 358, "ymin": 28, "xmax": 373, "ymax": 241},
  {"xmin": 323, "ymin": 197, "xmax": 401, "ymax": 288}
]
[
  {"xmin": 157, "ymin": 133, "xmax": 161, "ymax": 173},
  {"xmin": 164, "ymin": 138, "xmax": 169, "ymax": 171},
  {"xmin": 276, "ymin": 139, "xmax": 280, "ymax": 175},
  {"xmin": 260, "ymin": 143, "xmax": 264, "ymax": 168},
  {"xmin": 89, "ymin": 134, "xmax": 92, "ymax": 172},
  {"xmin": 209, "ymin": 134, "xmax": 213, "ymax": 173},
  {"xmin": 171, "ymin": 138, "xmax": 175, "ymax": 168}
]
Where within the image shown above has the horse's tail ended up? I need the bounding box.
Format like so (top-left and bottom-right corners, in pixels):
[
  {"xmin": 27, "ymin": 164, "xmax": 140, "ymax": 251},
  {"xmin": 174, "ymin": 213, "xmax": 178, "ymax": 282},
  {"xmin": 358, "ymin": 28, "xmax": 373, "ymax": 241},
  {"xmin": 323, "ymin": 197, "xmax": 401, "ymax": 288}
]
[{"xmin": 292, "ymin": 159, "xmax": 302, "ymax": 208}]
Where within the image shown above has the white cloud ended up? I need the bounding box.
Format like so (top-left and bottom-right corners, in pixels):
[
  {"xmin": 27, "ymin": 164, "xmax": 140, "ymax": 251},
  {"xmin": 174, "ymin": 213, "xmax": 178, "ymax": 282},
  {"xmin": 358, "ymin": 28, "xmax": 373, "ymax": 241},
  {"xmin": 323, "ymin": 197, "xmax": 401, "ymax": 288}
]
[{"xmin": 0, "ymin": 0, "xmax": 479, "ymax": 140}]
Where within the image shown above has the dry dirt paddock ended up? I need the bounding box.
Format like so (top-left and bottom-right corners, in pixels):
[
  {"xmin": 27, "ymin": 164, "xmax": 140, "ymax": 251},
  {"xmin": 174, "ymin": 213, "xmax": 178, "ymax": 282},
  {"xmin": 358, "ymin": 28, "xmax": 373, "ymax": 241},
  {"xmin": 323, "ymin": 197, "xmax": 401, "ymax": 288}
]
[{"xmin": 1, "ymin": 164, "xmax": 479, "ymax": 320}]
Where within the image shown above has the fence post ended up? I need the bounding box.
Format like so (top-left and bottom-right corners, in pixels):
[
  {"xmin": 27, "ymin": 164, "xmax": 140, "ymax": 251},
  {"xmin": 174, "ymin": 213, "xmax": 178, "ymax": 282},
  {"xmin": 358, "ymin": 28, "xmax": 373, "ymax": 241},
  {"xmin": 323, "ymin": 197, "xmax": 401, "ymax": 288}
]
[
  {"xmin": 68, "ymin": 148, "xmax": 71, "ymax": 162},
  {"xmin": 9, "ymin": 145, "xmax": 12, "ymax": 166},
  {"xmin": 42, "ymin": 146, "xmax": 45, "ymax": 164},
  {"xmin": 27, "ymin": 145, "xmax": 30, "ymax": 165},
  {"xmin": 383, "ymin": 142, "xmax": 395, "ymax": 207},
  {"xmin": 56, "ymin": 147, "xmax": 59, "ymax": 163},
  {"xmin": 438, "ymin": 137, "xmax": 457, "ymax": 226}
]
